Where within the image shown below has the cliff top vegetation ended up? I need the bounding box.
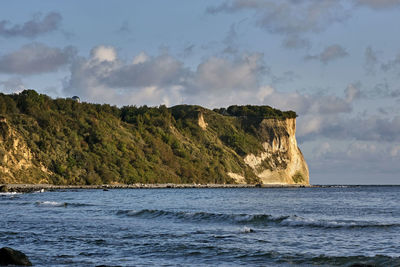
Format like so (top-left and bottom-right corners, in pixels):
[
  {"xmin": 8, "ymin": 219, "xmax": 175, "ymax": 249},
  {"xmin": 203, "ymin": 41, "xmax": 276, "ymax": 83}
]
[
  {"xmin": 0, "ymin": 90, "xmax": 297, "ymax": 185},
  {"xmin": 213, "ymin": 105, "xmax": 297, "ymax": 119}
]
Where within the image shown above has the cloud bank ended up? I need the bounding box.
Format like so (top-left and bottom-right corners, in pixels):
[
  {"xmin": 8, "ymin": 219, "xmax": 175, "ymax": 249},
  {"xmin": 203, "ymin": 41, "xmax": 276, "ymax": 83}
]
[
  {"xmin": 61, "ymin": 45, "xmax": 400, "ymax": 145},
  {"xmin": 63, "ymin": 46, "xmax": 267, "ymax": 106},
  {"xmin": 0, "ymin": 43, "xmax": 76, "ymax": 75},
  {"xmin": 0, "ymin": 12, "xmax": 62, "ymax": 38},
  {"xmin": 207, "ymin": 0, "xmax": 349, "ymax": 35}
]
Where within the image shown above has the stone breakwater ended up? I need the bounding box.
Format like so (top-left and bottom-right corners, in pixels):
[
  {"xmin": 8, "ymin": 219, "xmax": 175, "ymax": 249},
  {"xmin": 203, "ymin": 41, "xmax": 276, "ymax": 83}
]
[{"xmin": 1, "ymin": 183, "xmax": 311, "ymax": 193}]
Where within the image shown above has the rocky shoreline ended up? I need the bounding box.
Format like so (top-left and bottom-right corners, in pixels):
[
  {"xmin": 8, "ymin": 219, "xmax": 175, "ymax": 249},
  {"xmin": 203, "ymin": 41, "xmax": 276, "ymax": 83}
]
[{"xmin": 0, "ymin": 183, "xmax": 311, "ymax": 193}]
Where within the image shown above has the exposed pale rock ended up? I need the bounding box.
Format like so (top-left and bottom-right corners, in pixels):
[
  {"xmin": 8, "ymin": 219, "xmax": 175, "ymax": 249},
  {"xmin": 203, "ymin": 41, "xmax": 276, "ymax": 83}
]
[
  {"xmin": 227, "ymin": 172, "xmax": 246, "ymax": 184},
  {"xmin": 0, "ymin": 119, "xmax": 51, "ymax": 184},
  {"xmin": 198, "ymin": 113, "xmax": 208, "ymax": 130},
  {"xmin": 244, "ymin": 118, "xmax": 309, "ymax": 185}
]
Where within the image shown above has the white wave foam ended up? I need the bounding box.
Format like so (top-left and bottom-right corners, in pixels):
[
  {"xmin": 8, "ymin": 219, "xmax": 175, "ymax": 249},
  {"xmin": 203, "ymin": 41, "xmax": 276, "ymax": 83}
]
[
  {"xmin": 36, "ymin": 201, "xmax": 67, "ymax": 207},
  {"xmin": 241, "ymin": 226, "xmax": 255, "ymax": 233},
  {"xmin": 34, "ymin": 189, "xmax": 45, "ymax": 193},
  {"xmin": 0, "ymin": 192, "xmax": 21, "ymax": 195},
  {"xmin": 280, "ymin": 216, "xmax": 380, "ymax": 228}
]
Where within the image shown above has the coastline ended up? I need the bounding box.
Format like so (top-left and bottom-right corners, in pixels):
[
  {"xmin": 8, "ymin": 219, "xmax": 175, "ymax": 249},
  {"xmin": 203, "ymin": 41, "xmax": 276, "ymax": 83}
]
[
  {"xmin": 2, "ymin": 184, "xmax": 398, "ymax": 193},
  {"xmin": 1, "ymin": 183, "xmax": 311, "ymax": 193}
]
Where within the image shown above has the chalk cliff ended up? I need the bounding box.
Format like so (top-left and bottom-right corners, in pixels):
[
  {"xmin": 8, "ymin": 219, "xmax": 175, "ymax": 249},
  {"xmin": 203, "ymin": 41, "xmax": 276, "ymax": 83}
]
[
  {"xmin": 0, "ymin": 90, "xmax": 309, "ymax": 185},
  {"xmin": 243, "ymin": 118, "xmax": 309, "ymax": 185}
]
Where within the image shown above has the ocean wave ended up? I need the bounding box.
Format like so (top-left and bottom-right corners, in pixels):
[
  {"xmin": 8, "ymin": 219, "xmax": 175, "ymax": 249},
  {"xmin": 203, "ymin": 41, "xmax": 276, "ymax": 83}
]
[
  {"xmin": 305, "ymin": 254, "xmax": 400, "ymax": 266},
  {"xmin": 0, "ymin": 192, "xmax": 21, "ymax": 196},
  {"xmin": 240, "ymin": 226, "xmax": 255, "ymax": 233},
  {"xmin": 232, "ymin": 251, "xmax": 400, "ymax": 266},
  {"xmin": 33, "ymin": 189, "xmax": 45, "ymax": 193},
  {"xmin": 280, "ymin": 215, "xmax": 400, "ymax": 229},
  {"xmin": 116, "ymin": 209, "xmax": 400, "ymax": 229},
  {"xmin": 35, "ymin": 201, "xmax": 92, "ymax": 207},
  {"xmin": 116, "ymin": 209, "xmax": 288, "ymax": 224},
  {"xmin": 35, "ymin": 201, "xmax": 68, "ymax": 207}
]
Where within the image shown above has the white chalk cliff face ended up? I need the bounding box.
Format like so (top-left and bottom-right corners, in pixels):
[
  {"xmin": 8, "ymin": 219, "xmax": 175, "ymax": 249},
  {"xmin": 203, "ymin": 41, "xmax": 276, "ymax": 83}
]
[{"xmin": 243, "ymin": 118, "xmax": 309, "ymax": 185}]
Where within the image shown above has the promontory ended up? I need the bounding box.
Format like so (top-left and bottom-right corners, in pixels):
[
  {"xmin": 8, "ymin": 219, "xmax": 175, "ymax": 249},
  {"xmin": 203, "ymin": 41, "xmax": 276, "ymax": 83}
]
[{"xmin": 0, "ymin": 90, "xmax": 309, "ymax": 185}]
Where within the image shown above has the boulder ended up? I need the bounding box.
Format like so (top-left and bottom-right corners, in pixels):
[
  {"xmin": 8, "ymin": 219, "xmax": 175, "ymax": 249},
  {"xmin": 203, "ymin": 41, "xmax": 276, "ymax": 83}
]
[
  {"xmin": 0, "ymin": 247, "xmax": 32, "ymax": 266},
  {"xmin": 0, "ymin": 185, "xmax": 8, "ymax": 193}
]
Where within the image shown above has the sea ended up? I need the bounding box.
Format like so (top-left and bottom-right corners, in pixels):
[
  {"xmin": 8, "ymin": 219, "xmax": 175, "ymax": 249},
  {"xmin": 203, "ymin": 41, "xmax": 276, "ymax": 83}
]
[{"xmin": 1, "ymin": 186, "xmax": 400, "ymax": 266}]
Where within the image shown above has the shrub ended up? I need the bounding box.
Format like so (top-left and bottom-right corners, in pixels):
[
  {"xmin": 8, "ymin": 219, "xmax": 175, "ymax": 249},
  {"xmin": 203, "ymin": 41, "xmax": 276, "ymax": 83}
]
[{"xmin": 292, "ymin": 171, "xmax": 305, "ymax": 183}]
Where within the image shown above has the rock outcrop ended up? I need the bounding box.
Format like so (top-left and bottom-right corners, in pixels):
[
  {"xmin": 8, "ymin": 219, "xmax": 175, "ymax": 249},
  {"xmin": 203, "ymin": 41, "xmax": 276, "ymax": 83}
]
[
  {"xmin": 0, "ymin": 247, "xmax": 32, "ymax": 266},
  {"xmin": 244, "ymin": 118, "xmax": 309, "ymax": 184},
  {"xmin": 0, "ymin": 117, "xmax": 51, "ymax": 184}
]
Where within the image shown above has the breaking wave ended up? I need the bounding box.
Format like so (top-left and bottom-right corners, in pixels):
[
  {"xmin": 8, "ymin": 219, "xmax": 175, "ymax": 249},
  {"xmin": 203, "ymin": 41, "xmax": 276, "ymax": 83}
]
[
  {"xmin": 35, "ymin": 201, "xmax": 68, "ymax": 207},
  {"xmin": 0, "ymin": 192, "xmax": 21, "ymax": 196},
  {"xmin": 280, "ymin": 215, "xmax": 400, "ymax": 229},
  {"xmin": 116, "ymin": 209, "xmax": 289, "ymax": 225},
  {"xmin": 116, "ymin": 209, "xmax": 400, "ymax": 229}
]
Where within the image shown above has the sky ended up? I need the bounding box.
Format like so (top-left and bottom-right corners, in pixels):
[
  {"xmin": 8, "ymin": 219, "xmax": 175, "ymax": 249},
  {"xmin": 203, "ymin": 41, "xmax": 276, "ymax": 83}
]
[{"xmin": 1, "ymin": 0, "xmax": 400, "ymax": 184}]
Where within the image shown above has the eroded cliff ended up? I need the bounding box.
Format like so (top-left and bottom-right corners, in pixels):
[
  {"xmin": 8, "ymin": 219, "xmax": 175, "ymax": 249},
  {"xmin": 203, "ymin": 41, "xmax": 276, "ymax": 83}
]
[
  {"xmin": 0, "ymin": 90, "xmax": 309, "ymax": 185},
  {"xmin": 0, "ymin": 117, "xmax": 51, "ymax": 184},
  {"xmin": 242, "ymin": 118, "xmax": 309, "ymax": 185}
]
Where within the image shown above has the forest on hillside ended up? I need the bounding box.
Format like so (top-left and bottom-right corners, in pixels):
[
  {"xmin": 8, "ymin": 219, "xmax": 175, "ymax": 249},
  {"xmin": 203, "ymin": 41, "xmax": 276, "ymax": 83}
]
[{"xmin": 0, "ymin": 90, "xmax": 296, "ymax": 185}]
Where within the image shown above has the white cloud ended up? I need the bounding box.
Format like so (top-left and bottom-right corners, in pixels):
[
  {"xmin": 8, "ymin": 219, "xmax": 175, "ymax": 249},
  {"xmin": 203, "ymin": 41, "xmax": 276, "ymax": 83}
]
[
  {"xmin": 207, "ymin": 0, "xmax": 352, "ymax": 51},
  {"xmin": 0, "ymin": 43, "xmax": 76, "ymax": 75},
  {"xmin": 0, "ymin": 12, "xmax": 62, "ymax": 38},
  {"xmin": 257, "ymin": 85, "xmax": 352, "ymax": 115},
  {"xmin": 64, "ymin": 46, "xmax": 267, "ymax": 106},
  {"xmin": 189, "ymin": 53, "xmax": 265, "ymax": 94},
  {"xmin": 132, "ymin": 52, "xmax": 149, "ymax": 65},
  {"xmin": 299, "ymin": 114, "xmax": 400, "ymax": 142},
  {"xmin": 207, "ymin": 0, "xmax": 349, "ymax": 35},
  {"xmin": 0, "ymin": 77, "xmax": 26, "ymax": 93},
  {"xmin": 390, "ymin": 145, "xmax": 400, "ymax": 157},
  {"xmin": 307, "ymin": 140, "xmax": 400, "ymax": 184},
  {"xmin": 298, "ymin": 115, "xmax": 327, "ymax": 136},
  {"xmin": 62, "ymin": 45, "xmax": 400, "ymax": 146},
  {"xmin": 91, "ymin": 45, "xmax": 117, "ymax": 62},
  {"xmin": 346, "ymin": 142, "xmax": 377, "ymax": 158},
  {"xmin": 313, "ymin": 142, "xmax": 332, "ymax": 157}
]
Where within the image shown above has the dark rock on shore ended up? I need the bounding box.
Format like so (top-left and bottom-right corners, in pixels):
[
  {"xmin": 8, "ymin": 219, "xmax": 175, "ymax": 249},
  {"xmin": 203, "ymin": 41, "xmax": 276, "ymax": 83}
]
[
  {"xmin": 0, "ymin": 185, "xmax": 8, "ymax": 193},
  {"xmin": 2, "ymin": 183, "xmax": 312, "ymax": 194},
  {"xmin": 0, "ymin": 247, "xmax": 32, "ymax": 266}
]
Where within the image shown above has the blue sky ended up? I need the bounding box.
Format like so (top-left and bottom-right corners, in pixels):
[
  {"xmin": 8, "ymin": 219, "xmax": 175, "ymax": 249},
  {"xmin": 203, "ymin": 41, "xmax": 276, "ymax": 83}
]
[{"xmin": 1, "ymin": 0, "xmax": 400, "ymax": 184}]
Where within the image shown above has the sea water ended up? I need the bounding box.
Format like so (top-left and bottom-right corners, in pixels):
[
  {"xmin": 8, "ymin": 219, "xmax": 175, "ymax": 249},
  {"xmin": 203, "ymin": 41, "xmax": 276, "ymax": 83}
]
[{"xmin": 1, "ymin": 186, "xmax": 400, "ymax": 266}]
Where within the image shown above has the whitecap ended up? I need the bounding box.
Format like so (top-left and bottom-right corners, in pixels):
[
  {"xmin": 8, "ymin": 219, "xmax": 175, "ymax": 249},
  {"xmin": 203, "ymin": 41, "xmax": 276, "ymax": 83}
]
[
  {"xmin": 36, "ymin": 201, "xmax": 67, "ymax": 207},
  {"xmin": 279, "ymin": 215, "xmax": 396, "ymax": 229},
  {"xmin": 241, "ymin": 226, "xmax": 255, "ymax": 233},
  {"xmin": 280, "ymin": 215, "xmax": 348, "ymax": 228},
  {"xmin": 0, "ymin": 192, "xmax": 21, "ymax": 196},
  {"xmin": 33, "ymin": 189, "xmax": 45, "ymax": 193}
]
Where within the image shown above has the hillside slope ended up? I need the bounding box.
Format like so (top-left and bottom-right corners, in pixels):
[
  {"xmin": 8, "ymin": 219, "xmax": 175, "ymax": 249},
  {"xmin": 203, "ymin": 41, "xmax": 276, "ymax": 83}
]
[{"xmin": 0, "ymin": 90, "xmax": 309, "ymax": 185}]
